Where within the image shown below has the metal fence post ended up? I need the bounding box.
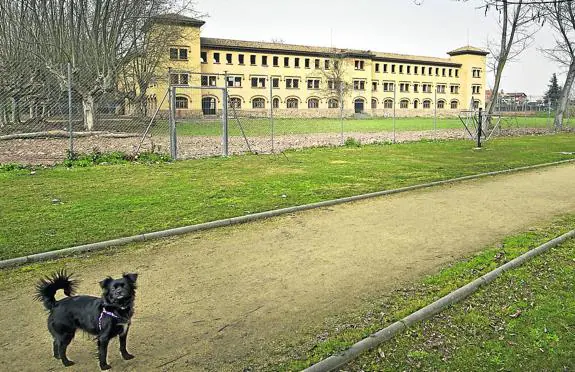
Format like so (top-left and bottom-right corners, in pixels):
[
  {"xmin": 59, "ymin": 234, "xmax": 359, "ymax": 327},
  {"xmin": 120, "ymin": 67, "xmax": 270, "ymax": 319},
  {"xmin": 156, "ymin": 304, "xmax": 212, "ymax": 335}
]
[
  {"xmin": 169, "ymin": 85, "xmax": 177, "ymax": 159},
  {"xmin": 67, "ymin": 63, "xmax": 74, "ymax": 157},
  {"xmin": 222, "ymin": 86, "xmax": 229, "ymax": 157},
  {"xmin": 433, "ymin": 84, "xmax": 437, "ymax": 138},
  {"xmin": 270, "ymin": 77, "xmax": 274, "ymax": 153},
  {"xmin": 477, "ymin": 107, "xmax": 483, "ymax": 148},
  {"xmin": 393, "ymin": 83, "xmax": 396, "ymax": 144},
  {"xmin": 339, "ymin": 83, "xmax": 344, "ymax": 145}
]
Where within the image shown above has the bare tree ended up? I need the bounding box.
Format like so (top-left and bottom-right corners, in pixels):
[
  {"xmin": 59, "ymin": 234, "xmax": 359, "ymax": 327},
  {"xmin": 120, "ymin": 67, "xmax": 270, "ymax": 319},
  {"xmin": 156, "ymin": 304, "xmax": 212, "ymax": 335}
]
[
  {"xmin": 540, "ymin": 1, "xmax": 575, "ymax": 129},
  {"xmin": 316, "ymin": 50, "xmax": 352, "ymax": 119}
]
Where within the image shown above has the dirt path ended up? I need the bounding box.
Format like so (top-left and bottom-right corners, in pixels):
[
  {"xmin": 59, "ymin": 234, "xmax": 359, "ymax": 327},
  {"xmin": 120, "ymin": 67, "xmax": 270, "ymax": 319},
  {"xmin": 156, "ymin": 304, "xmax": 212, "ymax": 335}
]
[{"xmin": 1, "ymin": 164, "xmax": 575, "ymax": 371}]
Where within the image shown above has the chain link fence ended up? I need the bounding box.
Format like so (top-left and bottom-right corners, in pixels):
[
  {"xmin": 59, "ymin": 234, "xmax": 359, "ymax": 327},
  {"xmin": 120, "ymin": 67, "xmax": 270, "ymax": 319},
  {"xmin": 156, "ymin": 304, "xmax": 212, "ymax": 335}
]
[{"xmin": 1, "ymin": 72, "xmax": 574, "ymax": 165}]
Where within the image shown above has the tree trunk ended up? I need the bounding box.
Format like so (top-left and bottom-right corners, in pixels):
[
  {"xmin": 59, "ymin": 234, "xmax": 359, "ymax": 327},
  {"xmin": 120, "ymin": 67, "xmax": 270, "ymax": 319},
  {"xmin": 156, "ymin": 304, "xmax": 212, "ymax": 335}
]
[
  {"xmin": 82, "ymin": 96, "xmax": 96, "ymax": 131},
  {"xmin": 554, "ymin": 59, "xmax": 575, "ymax": 131},
  {"xmin": 10, "ymin": 96, "xmax": 20, "ymax": 124}
]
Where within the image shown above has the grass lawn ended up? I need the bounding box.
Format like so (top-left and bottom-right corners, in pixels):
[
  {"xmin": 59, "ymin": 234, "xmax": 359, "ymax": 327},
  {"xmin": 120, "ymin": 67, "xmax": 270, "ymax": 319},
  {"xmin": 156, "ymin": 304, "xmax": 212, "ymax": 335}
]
[
  {"xmin": 165, "ymin": 116, "xmax": 558, "ymax": 137},
  {"xmin": 0, "ymin": 134, "xmax": 574, "ymax": 260},
  {"xmin": 271, "ymin": 214, "xmax": 575, "ymax": 371}
]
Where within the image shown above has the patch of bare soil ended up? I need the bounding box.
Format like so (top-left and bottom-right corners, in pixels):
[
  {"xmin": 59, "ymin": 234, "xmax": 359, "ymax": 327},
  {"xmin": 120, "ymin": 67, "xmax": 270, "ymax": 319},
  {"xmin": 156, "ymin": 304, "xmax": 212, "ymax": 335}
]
[
  {"xmin": 0, "ymin": 128, "xmax": 551, "ymax": 165},
  {"xmin": 1, "ymin": 164, "xmax": 574, "ymax": 371}
]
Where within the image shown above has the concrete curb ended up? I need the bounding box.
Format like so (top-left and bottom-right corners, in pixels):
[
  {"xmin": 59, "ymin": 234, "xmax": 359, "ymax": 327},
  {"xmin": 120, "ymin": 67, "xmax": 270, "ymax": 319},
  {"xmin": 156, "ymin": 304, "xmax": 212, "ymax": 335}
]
[
  {"xmin": 1, "ymin": 158, "xmax": 574, "ymax": 269},
  {"xmin": 302, "ymin": 229, "xmax": 575, "ymax": 372}
]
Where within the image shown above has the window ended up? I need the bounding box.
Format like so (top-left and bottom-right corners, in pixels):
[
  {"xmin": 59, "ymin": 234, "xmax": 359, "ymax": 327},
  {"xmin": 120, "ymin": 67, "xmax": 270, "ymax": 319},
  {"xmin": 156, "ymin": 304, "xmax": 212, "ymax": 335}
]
[
  {"xmin": 449, "ymin": 68, "xmax": 453, "ymax": 77},
  {"xmin": 353, "ymin": 80, "xmax": 365, "ymax": 90},
  {"xmin": 354, "ymin": 60, "xmax": 365, "ymax": 70},
  {"xmin": 170, "ymin": 73, "xmax": 189, "ymax": 85},
  {"xmin": 273, "ymin": 97, "xmax": 280, "ymax": 108},
  {"xmin": 400, "ymin": 99, "xmax": 409, "ymax": 109},
  {"xmin": 437, "ymin": 84, "xmax": 446, "ymax": 94},
  {"xmin": 324, "ymin": 60, "xmax": 330, "ymax": 70},
  {"xmin": 273, "ymin": 56, "xmax": 279, "ymax": 66},
  {"xmin": 262, "ymin": 56, "xmax": 268, "ymax": 66},
  {"xmin": 328, "ymin": 79, "xmax": 343, "ymax": 91},
  {"xmin": 422, "ymin": 84, "xmax": 432, "ymax": 93},
  {"xmin": 252, "ymin": 98, "xmax": 265, "ymax": 109},
  {"xmin": 413, "ymin": 83, "xmax": 419, "ymax": 93},
  {"xmin": 295, "ymin": 58, "xmax": 300, "ymax": 68},
  {"xmin": 437, "ymin": 100, "xmax": 445, "ymax": 109},
  {"xmin": 472, "ymin": 85, "xmax": 481, "ymax": 95},
  {"xmin": 400, "ymin": 83, "xmax": 409, "ymax": 93},
  {"xmin": 314, "ymin": 59, "xmax": 320, "ymax": 69},
  {"xmin": 435, "ymin": 67, "xmax": 439, "ymax": 76},
  {"xmin": 308, "ymin": 98, "xmax": 319, "ymax": 108},
  {"xmin": 272, "ymin": 78, "xmax": 279, "ymax": 88},
  {"xmin": 328, "ymin": 98, "xmax": 339, "ymax": 108},
  {"xmin": 201, "ymin": 75, "xmax": 217, "ymax": 87},
  {"xmin": 450, "ymin": 85, "xmax": 460, "ymax": 94},
  {"xmin": 422, "ymin": 67, "xmax": 426, "ymax": 76},
  {"xmin": 414, "ymin": 100, "xmax": 419, "ymax": 109},
  {"xmin": 239, "ymin": 54, "xmax": 245, "ymax": 64},
  {"xmin": 450, "ymin": 100, "xmax": 459, "ymax": 109},
  {"xmin": 305, "ymin": 58, "xmax": 310, "ymax": 68},
  {"xmin": 307, "ymin": 79, "xmax": 320, "ymax": 89},
  {"xmin": 428, "ymin": 67, "xmax": 432, "ymax": 75},
  {"xmin": 442, "ymin": 68, "xmax": 446, "ymax": 77},
  {"xmin": 473, "ymin": 100, "xmax": 480, "ymax": 109},
  {"xmin": 407, "ymin": 66, "xmax": 411, "ymax": 74},
  {"xmin": 226, "ymin": 53, "xmax": 232, "ymax": 64},
  {"xmin": 286, "ymin": 98, "xmax": 298, "ymax": 108},
  {"xmin": 251, "ymin": 77, "xmax": 266, "ymax": 88},
  {"xmin": 175, "ymin": 96, "xmax": 189, "ymax": 109},
  {"xmin": 384, "ymin": 99, "xmax": 393, "ymax": 109},
  {"xmin": 284, "ymin": 57, "xmax": 289, "ymax": 67},
  {"xmin": 230, "ymin": 97, "xmax": 241, "ymax": 109},
  {"xmin": 423, "ymin": 99, "xmax": 431, "ymax": 109},
  {"xmin": 371, "ymin": 98, "xmax": 377, "ymax": 109},
  {"xmin": 250, "ymin": 55, "xmax": 256, "ymax": 65},
  {"xmin": 170, "ymin": 47, "xmax": 188, "ymax": 60},
  {"xmin": 391, "ymin": 64, "xmax": 396, "ymax": 73},
  {"xmin": 372, "ymin": 82, "xmax": 378, "ymax": 92},
  {"xmin": 472, "ymin": 68, "xmax": 481, "ymax": 78},
  {"xmin": 383, "ymin": 64, "xmax": 388, "ymax": 73},
  {"xmin": 200, "ymin": 51, "xmax": 207, "ymax": 63},
  {"xmin": 414, "ymin": 66, "xmax": 419, "ymax": 75},
  {"xmin": 375, "ymin": 63, "xmax": 380, "ymax": 72},
  {"xmin": 383, "ymin": 82, "xmax": 395, "ymax": 92},
  {"xmin": 455, "ymin": 69, "xmax": 459, "ymax": 78},
  {"xmin": 399, "ymin": 65, "xmax": 404, "ymax": 74},
  {"xmin": 286, "ymin": 78, "xmax": 299, "ymax": 89},
  {"xmin": 227, "ymin": 76, "xmax": 242, "ymax": 87},
  {"xmin": 214, "ymin": 52, "xmax": 220, "ymax": 63}
]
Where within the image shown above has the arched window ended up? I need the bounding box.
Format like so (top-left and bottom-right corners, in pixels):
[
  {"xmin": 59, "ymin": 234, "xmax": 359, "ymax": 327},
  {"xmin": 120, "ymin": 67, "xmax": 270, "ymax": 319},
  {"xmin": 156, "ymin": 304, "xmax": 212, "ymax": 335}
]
[
  {"xmin": 273, "ymin": 97, "xmax": 280, "ymax": 109},
  {"xmin": 230, "ymin": 97, "xmax": 241, "ymax": 109},
  {"xmin": 400, "ymin": 99, "xmax": 409, "ymax": 109},
  {"xmin": 423, "ymin": 100, "xmax": 431, "ymax": 109},
  {"xmin": 413, "ymin": 100, "xmax": 419, "ymax": 109},
  {"xmin": 383, "ymin": 99, "xmax": 393, "ymax": 109},
  {"xmin": 371, "ymin": 98, "xmax": 377, "ymax": 109},
  {"xmin": 175, "ymin": 96, "xmax": 189, "ymax": 109},
  {"xmin": 450, "ymin": 100, "xmax": 458, "ymax": 109},
  {"xmin": 308, "ymin": 98, "xmax": 319, "ymax": 109},
  {"xmin": 328, "ymin": 98, "xmax": 339, "ymax": 108},
  {"xmin": 252, "ymin": 97, "xmax": 265, "ymax": 109},
  {"xmin": 202, "ymin": 96, "xmax": 216, "ymax": 115},
  {"xmin": 354, "ymin": 98, "xmax": 365, "ymax": 113},
  {"xmin": 286, "ymin": 98, "xmax": 299, "ymax": 109},
  {"xmin": 437, "ymin": 100, "xmax": 445, "ymax": 109},
  {"xmin": 473, "ymin": 100, "xmax": 481, "ymax": 109}
]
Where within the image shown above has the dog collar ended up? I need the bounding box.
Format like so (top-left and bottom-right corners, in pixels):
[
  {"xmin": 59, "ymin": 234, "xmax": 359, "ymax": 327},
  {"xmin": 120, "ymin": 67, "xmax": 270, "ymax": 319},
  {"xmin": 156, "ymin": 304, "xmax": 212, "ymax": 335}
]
[{"xmin": 98, "ymin": 307, "xmax": 120, "ymax": 331}]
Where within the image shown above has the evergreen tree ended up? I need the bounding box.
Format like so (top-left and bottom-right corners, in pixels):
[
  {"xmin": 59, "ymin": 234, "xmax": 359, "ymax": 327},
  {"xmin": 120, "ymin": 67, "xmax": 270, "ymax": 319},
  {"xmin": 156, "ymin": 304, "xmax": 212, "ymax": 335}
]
[{"xmin": 543, "ymin": 73, "xmax": 562, "ymax": 105}]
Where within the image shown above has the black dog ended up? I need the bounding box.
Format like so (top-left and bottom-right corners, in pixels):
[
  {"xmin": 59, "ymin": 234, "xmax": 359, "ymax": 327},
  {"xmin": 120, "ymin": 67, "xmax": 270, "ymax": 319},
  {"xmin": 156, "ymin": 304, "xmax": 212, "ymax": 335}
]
[{"xmin": 35, "ymin": 270, "xmax": 138, "ymax": 370}]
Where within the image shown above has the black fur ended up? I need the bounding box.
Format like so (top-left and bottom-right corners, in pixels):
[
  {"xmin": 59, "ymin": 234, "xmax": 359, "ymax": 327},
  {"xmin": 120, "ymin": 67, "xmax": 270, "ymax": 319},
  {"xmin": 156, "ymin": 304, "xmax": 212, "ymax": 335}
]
[{"xmin": 35, "ymin": 270, "xmax": 138, "ymax": 370}]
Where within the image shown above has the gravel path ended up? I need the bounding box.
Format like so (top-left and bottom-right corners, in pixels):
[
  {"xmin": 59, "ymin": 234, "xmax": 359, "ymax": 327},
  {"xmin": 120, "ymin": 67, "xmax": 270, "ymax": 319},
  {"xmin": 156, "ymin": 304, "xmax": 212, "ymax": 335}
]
[{"xmin": 1, "ymin": 163, "xmax": 574, "ymax": 371}]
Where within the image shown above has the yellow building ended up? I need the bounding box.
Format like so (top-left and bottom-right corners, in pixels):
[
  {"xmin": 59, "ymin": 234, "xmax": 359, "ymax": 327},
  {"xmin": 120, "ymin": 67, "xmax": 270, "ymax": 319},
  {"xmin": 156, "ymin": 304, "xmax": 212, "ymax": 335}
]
[{"xmin": 148, "ymin": 14, "xmax": 488, "ymax": 118}]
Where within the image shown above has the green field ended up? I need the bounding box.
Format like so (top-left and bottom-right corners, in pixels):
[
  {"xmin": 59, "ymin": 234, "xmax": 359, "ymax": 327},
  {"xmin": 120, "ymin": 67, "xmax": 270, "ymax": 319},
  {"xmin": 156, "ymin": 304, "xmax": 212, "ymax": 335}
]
[
  {"xmin": 165, "ymin": 116, "xmax": 559, "ymax": 137},
  {"xmin": 274, "ymin": 215, "xmax": 575, "ymax": 371},
  {"xmin": 1, "ymin": 134, "xmax": 574, "ymax": 260}
]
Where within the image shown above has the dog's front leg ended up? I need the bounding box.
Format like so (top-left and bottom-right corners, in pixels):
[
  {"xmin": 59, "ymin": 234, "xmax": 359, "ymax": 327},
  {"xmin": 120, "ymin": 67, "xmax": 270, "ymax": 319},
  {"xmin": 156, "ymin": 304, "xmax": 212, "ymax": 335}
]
[
  {"xmin": 97, "ymin": 337, "xmax": 111, "ymax": 370},
  {"xmin": 119, "ymin": 326, "xmax": 135, "ymax": 360}
]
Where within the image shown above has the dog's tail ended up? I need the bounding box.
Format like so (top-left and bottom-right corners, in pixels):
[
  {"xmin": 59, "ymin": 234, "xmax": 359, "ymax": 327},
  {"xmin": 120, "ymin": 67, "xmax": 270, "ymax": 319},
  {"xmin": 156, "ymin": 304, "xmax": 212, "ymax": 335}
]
[{"xmin": 34, "ymin": 270, "xmax": 79, "ymax": 310}]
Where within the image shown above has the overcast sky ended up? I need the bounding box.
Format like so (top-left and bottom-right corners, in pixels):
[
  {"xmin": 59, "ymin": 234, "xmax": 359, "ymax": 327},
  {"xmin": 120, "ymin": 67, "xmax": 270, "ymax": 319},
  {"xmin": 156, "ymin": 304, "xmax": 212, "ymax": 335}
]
[{"xmin": 193, "ymin": 0, "xmax": 563, "ymax": 96}]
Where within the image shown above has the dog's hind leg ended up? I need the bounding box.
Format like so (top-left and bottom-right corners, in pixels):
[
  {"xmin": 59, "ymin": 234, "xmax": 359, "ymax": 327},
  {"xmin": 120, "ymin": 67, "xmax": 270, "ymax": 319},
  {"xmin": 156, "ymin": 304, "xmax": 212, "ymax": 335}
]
[
  {"xmin": 119, "ymin": 327, "xmax": 134, "ymax": 360},
  {"xmin": 52, "ymin": 339, "xmax": 59, "ymax": 359},
  {"xmin": 98, "ymin": 338, "xmax": 111, "ymax": 370},
  {"xmin": 56, "ymin": 332, "xmax": 75, "ymax": 367}
]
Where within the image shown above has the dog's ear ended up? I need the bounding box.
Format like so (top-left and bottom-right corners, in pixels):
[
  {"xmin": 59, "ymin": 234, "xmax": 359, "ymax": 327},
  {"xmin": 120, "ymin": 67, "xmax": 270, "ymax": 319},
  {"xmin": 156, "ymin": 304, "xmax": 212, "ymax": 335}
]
[
  {"xmin": 99, "ymin": 277, "xmax": 113, "ymax": 289},
  {"xmin": 123, "ymin": 273, "xmax": 138, "ymax": 284}
]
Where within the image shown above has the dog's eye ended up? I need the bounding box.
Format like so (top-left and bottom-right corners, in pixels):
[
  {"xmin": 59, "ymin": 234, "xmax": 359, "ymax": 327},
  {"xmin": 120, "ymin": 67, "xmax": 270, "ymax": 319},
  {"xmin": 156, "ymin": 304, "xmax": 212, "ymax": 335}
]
[{"xmin": 114, "ymin": 283, "xmax": 124, "ymax": 289}]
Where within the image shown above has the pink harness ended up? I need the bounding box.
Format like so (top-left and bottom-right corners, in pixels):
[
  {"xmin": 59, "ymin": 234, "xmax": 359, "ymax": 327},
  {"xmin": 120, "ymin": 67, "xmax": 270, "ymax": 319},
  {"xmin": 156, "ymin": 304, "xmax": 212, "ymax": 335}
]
[{"xmin": 98, "ymin": 308, "xmax": 119, "ymax": 331}]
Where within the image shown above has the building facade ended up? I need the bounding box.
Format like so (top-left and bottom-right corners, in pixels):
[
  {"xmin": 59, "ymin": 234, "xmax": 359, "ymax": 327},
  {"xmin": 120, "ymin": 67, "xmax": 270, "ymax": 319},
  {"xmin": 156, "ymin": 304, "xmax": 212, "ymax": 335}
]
[{"xmin": 148, "ymin": 14, "xmax": 488, "ymax": 118}]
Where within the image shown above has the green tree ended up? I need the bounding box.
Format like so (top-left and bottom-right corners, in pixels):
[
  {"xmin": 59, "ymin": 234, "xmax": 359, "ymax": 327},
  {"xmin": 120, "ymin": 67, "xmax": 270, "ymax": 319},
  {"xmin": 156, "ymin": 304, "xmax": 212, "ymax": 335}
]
[{"xmin": 543, "ymin": 73, "xmax": 562, "ymax": 105}]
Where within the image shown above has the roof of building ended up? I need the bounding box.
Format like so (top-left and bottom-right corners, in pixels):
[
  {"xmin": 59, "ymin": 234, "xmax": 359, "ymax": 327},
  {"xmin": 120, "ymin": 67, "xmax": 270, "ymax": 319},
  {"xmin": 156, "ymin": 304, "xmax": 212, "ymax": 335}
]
[
  {"xmin": 200, "ymin": 37, "xmax": 467, "ymax": 67},
  {"xmin": 447, "ymin": 46, "xmax": 489, "ymax": 56},
  {"xmin": 152, "ymin": 13, "xmax": 206, "ymax": 27}
]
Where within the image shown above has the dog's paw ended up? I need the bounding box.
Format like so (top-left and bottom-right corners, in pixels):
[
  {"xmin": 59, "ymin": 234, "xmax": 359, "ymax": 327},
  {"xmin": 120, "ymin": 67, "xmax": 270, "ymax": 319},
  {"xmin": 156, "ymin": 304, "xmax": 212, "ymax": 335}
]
[
  {"xmin": 100, "ymin": 363, "xmax": 112, "ymax": 370},
  {"xmin": 121, "ymin": 352, "xmax": 135, "ymax": 360},
  {"xmin": 62, "ymin": 360, "xmax": 75, "ymax": 367}
]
